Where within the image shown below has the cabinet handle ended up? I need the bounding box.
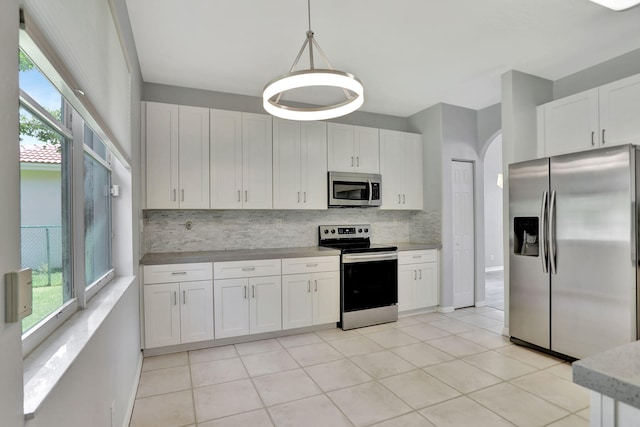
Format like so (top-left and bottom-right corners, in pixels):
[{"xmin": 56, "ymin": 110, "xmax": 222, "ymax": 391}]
[
  {"xmin": 356, "ymin": 156, "xmax": 360, "ymax": 167},
  {"xmin": 314, "ymin": 280, "xmax": 318, "ymax": 292},
  {"xmin": 306, "ymin": 263, "xmax": 318, "ymax": 267},
  {"xmin": 171, "ymin": 271, "xmax": 187, "ymax": 275},
  {"xmin": 303, "ymin": 192, "xmax": 307, "ymax": 203},
  {"xmin": 181, "ymin": 189, "xmax": 185, "ymax": 202},
  {"xmin": 351, "ymin": 156, "xmax": 354, "ymax": 167},
  {"xmin": 173, "ymin": 189, "xmax": 177, "ymax": 202},
  {"xmin": 297, "ymin": 192, "xmax": 300, "ymax": 203},
  {"xmin": 307, "ymin": 280, "xmax": 311, "ymax": 292},
  {"xmin": 591, "ymin": 131, "xmax": 595, "ymax": 146},
  {"xmin": 245, "ymin": 190, "xmax": 248, "ymax": 202},
  {"xmin": 412, "ymin": 255, "xmax": 421, "ymax": 259},
  {"xmin": 237, "ymin": 190, "xmax": 241, "ymax": 202},
  {"xmin": 403, "ymin": 194, "xmax": 406, "ymax": 204},
  {"xmin": 183, "ymin": 290, "xmax": 186, "ymax": 304},
  {"xmin": 414, "ymin": 270, "xmax": 417, "ymax": 280},
  {"xmin": 602, "ymin": 129, "xmax": 606, "ymax": 145},
  {"xmin": 244, "ymin": 286, "xmax": 247, "ymax": 299},
  {"xmin": 419, "ymin": 269, "xmax": 422, "ymax": 279},
  {"xmin": 398, "ymin": 194, "xmax": 402, "ymax": 204},
  {"xmin": 252, "ymin": 285, "xmax": 255, "ymax": 298},
  {"xmin": 242, "ymin": 267, "xmax": 256, "ymax": 272},
  {"xmin": 173, "ymin": 291, "xmax": 177, "ymax": 306}
]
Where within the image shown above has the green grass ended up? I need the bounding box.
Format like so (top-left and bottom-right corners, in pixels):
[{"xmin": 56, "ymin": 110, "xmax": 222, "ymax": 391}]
[
  {"xmin": 22, "ymin": 284, "xmax": 63, "ymax": 333},
  {"xmin": 32, "ymin": 270, "xmax": 63, "ymax": 288}
]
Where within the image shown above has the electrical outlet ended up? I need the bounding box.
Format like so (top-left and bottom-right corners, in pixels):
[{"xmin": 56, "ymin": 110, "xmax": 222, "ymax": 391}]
[{"xmin": 276, "ymin": 218, "xmax": 284, "ymax": 229}]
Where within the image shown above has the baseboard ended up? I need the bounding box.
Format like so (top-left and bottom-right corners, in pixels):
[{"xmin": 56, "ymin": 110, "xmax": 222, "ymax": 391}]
[
  {"xmin": 438, "ymin": 306, "xmax": 454, "ymax": 314},
  {"xmin": 475, "ymin": 300, "xmax": 487, "ymax": 307},
  {"xmin": 485, "ymin": 266, "xmax": 504, "ymax": 273},
  {"xmin": 502, "ymin": 326, "xmax": 509, "ymax": 337},
  {"xmin": 122, "ymin": 350, "xmax": 143, "ymax": 427}
]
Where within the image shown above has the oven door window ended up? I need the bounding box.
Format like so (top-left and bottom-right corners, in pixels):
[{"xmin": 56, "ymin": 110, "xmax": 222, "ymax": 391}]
[
  {"xmin": 343, "ymin": 259, "xmax": 398, "ymax": 311},
  {"xmin": 334, "ymin": 181, "xmax": 369, "ymax": 201}
]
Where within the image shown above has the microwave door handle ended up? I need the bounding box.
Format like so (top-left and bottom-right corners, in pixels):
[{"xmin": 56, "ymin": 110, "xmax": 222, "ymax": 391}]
[{"xmin": 368, "ymin": 179, "xmax": 373, "ymax": 205}]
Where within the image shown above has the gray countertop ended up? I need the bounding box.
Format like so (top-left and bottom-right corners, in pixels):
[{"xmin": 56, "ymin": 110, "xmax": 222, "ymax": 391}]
[
  {"xmin": 140, "ymin": 242, "xmax": 440, "ymax": 265},
  {"xmin": 573, "ymin": 340, "xmax": 640, "ymax": 409}
]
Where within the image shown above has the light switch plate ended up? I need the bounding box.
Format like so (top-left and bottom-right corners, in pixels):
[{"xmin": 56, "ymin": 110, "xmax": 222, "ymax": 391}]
[{"xmin": 5, "ymin": 268, "xmax": 33, "ymax": 323}]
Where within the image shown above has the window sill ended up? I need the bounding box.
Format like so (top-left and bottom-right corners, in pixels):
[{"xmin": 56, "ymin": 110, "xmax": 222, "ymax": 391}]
[{"xmin": 22, "ymin": 275, "xmax": 136, "ymax": 420}]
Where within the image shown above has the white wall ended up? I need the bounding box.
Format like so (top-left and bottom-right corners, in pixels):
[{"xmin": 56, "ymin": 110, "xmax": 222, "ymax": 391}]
[
  {"xmin": 483, "ymin": 135, "xmax": 503, "ymax": 270},
  {"xmin": 0, "ymin": 1, "xmax": 25, "ymax": 425},
  {"xmin": 20, "ymin": 166, "xmax": 61, "ymax": 226}
]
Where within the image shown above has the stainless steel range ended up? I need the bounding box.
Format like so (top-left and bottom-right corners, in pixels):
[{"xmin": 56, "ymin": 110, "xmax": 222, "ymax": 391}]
[{"xmin": 318, "ymin": 224, "xmax": 398, "ymax": 330}]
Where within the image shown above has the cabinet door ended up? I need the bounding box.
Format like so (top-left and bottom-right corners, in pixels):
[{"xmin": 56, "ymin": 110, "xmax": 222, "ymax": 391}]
[
  {"xmin": 312, "ymin": 271, "xmax": 340, "ymax": 325},
  {"xmin": 146, "ymin": 102, "xmax": 179, "ymax": 209},
  {"xmin": 144, "ymin": 283, "xmax": 180, "ymax": 348},
  {"xmin": 354, "ymin": 126, "xmax": 380, "ymax": 173},
  {"xmin": 301, "ymin": 121, "xmax": 328, "ymax": 209},
  {"xmin": 282, "ymin": 273, "xmax": 313, "ymax": 329},
  {"xmin": 403, "ymin": 133, "xmax": 423, "ymax": 210},
  {"xmin": 379, "ymin": 130, "xmax": 404, "ymax": 209},
  {"xmin": 214, "ymin": 278, "xmax": 250, "ymax": 338},
  {"xmin": 397, "ymin": 264, "xmax": 416, "ymax": 312},
  {"xmin": 243, "ymin": 113, "xmax": 273, "ymax": 209},
  {"xmin": 415, "ymin": 262, "xmax": 438, "ymax": 309},
  {"xmin": 249, "ymin": 276, "xmax": 282, "ymax": 334},
  {"xmin": 178, "ymin": 106, "xmax": 210, "ymax": 209},
  {"xmin": 543, "ymin": 89, "xmax": 599, "ymax": 157},
  {"xmin": 273, "ymin": 118, "xmax": 302, "ymax": 209},
  {"xmin": 599, "ymin": 74, "xmax": 640, "ymax": 147},
  {"xmin": 327, "ymin": 123, "xmax": 355, "ymax": 172},
  {"xmin": 210, "ymin": 109, "xmax": 243, "ymax": 208},
  {"xmin": 180, "ymin": 280, "xmax": 214, "ymax": 343}
]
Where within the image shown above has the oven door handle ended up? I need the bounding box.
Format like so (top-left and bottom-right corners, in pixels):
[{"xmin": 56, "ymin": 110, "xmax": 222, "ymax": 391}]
[{"xmin": 342, "ymin": 252, "xmax": 398, "ymax": 263}]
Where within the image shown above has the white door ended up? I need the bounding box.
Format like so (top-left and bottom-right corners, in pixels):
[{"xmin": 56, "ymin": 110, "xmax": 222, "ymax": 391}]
[
  {"xmin": 242, "ymin": 113, "xmax": 273, "ymax": 209},
  {"xmin": 273, "ymin": 118, "xmax": 302, "ymax": 209},
  {"xmin": 249, "ymin": 276, "xmax": 282, "ymax": 334},
  {"xmin": 327, "ymin": 123, "xmax": 355, "ymax": 172},
  {"xmin": 397, "ymin": 264, "xmax": 416, "ymax": 311},
  {"xmin": 144, "ymin": 283, "xmax": 180, "ymax": 348},
  {"xmin": 180, "ymin": 280, "xmax": 214, "ymax": 344},
  {"xmin": 312, "ymin": 271, "xmax": 340, "ymax": 325},
  {"xmin": 178, "ymin": 106, "xmax": 210, "ymax": 209},
  {"xmin": 214, "ymin": 278, "xmax": 250, "ymax": 338},
  {"xmin": 452, "ymin": 161, "xmax": 475, "ymax": 308},
  {"xmin": 415, "ymin": 262, "xmax": 438, "ymax": 308},
  {"xmin": 301, "ymin": 121, "xmax": 328, "ymax": 209},
  {"xmin": 599, "ymin": 73, "xmax": 640, "ymax": 147},
  {"xmin": 282, "ymin": 273, "xmax": 313, "ymax": 329},
  {"xmin": 210, "ymin": 109, "xmax": 243, "ymax": 208},
  {"xmin": 145, "ymin": 102, "xmax": 179, "ymax": 209},
  {"xmin": 354, "ymin": 126, "xmax": 380, "ymax": 173},
  {"xmin": 379, "ymin": 130, "xmax": 404, "ymax": 209},
  {"xmin": 402, "ymin": 133, "xmax": 423, "ymax": 210}
]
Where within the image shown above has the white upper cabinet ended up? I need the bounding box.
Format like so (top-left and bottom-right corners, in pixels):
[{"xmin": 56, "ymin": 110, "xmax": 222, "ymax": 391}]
[
  {"xmin": 145, "ymin": 102, "xmax": 210, "ymax": 209},
  {"xmin": 379, "ymin": 130, "xmax": 423, "ymax": 210},
  {"xmin": 539, "ymin": 73, "xmax": 640, "ymax": 157},
  {"xmin": 210, "ymin": 111, "xmax": 273, "ymax": 209},
  {"xmin": 327, "ymin": 123, "xmax": 379, "ymax": 173},
  {"xmin": 273, "ymin": 119, "xmax": 327, "ymax": 209}
]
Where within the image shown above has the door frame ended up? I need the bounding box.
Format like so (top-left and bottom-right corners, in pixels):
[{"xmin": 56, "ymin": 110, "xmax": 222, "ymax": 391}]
[{"xmin": 451, "ymin": 159, "xmax": 477, "ymax": 309}]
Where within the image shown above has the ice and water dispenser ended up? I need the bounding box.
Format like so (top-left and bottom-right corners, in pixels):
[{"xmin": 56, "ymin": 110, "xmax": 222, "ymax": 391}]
[{"xmin": 513, "ymin": 217, "xmax": 539, "ymax": 256}]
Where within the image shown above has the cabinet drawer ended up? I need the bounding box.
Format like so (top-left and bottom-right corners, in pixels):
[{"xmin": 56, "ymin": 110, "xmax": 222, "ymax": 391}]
[
  {"xmin": 282, "ymin": 256, "xmax": 339, "ymax": 275},
  {"xmin": 214, "ymin": 259, "xmax": 281, "ymax": 279},
  {"xmin": 143, "ymin": 263, "xmax": 212, "ymax": 284},
  {"xmin": 398, "ymin": 250, "xmax": 437, "ymax": 265}
]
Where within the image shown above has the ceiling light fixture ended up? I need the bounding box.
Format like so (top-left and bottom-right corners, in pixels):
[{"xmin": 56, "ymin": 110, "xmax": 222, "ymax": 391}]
[
  {"xmin": 587, "ymin": 0, "xmax": 640, "ymax": 10},
  {"xmin": 262, "ymin": 0, "xmax": 363, "ymax": 121}
]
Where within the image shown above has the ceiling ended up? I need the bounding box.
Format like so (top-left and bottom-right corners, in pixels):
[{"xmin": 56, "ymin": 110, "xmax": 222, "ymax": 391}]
[{"xmin": 126, "ymin": 0, "xmax": 640, "ymax": 118}]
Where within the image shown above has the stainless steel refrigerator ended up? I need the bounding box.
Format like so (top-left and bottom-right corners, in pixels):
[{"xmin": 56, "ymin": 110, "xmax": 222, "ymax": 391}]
[{"xmin": 509, "ymin": 144, "xmax": 639, "ymax": 360}]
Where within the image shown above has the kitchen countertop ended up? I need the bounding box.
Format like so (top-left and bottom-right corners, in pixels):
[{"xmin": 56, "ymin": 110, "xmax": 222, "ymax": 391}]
[
  {"xmin": 140, "ymin": 243, "xmax": 441, "ymax": 265},
  {"xmin": 572, "ymin": 340, "xmax": 640, "ymax": 409}
]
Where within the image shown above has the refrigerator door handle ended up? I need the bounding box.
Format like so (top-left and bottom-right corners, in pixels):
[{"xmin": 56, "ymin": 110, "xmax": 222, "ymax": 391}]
[
  {"xmin": 541, "ymin": 191, "xmax": 548, "ymax": 273},
  {"xmin": 549, "ymin": 190, "xmax": 557, "ymax": 274}
]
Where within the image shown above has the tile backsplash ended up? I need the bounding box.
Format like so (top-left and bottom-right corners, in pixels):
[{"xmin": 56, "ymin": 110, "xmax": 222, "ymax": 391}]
[{"xmin": 144, "ymin": 209, "xmax": 441, "ymax": 253}]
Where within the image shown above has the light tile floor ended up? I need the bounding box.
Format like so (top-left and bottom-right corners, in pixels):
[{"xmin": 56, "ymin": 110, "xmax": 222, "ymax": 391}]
[
  {"xmin": 129, "ymin": 307, "xmax": 589, "ymax": 427},
  {"xmin": 485, "ymin": 269, "xmax": 505, "ymax": 311}
]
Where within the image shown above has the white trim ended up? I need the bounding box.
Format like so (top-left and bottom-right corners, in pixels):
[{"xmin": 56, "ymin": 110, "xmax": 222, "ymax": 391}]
[
  {"xmin": 485, "ymin": 266, "xmax": 504, "ymax": 273},
  {"xmin": 438, "ymin": 306, "xmax": 455, "ymax": 314},
  {"xmin": 502, "ymin": 326, "xmax": 510, "ymax": 337},
  {"xmin": 22, "ymin": 299, "xmax": 79, "ymax": 358},
  {"xmin": 122, "ymin": 351, "xmax": 143, "ymax": 427},
  {"xmin": 475, "ymin": 300, "xmax": 487, "ymax": 307},
  {"xmin": 85, "ymin": 269, "xmax": 116, "ymax": 302},
  {"xmin": 20, "ymin": 162, "xmax": 61, "ymax": 172}
]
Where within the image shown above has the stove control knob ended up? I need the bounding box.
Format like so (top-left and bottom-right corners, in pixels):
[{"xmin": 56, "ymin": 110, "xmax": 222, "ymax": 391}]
[
  {"xmin": 324, "ymin": 229, "xmax": 329, "ymax": 234},
  {"xmin": 364, "ymin": 228, "xmax": 369, "ymax": 233},
  {"xmin": 331, "ymin": 229, "xmax": 336, "ymax": 234},
  {"xmin": 358, "ymin": 228, "xmax": 363, "ymax": 233}
]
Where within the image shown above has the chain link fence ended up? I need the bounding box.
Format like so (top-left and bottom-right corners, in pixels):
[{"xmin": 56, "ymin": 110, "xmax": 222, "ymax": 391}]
[{"xmin": 21, "ymin": 225, "xmax": 62, "ymax": 287}]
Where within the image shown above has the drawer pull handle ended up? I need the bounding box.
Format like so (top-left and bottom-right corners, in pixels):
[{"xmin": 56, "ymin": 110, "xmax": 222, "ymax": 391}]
[
  {"xmin": 306, "ymin": 263, "xmax": 318, "ymax": 267},
  {"xmin": 242, "ymin": 267, "xmax": 256, "ymax": 272},
  {"xmin": 412, "ymin": 255, "xmax": 421, "ymax": 259},
  {"xmin": 171, "ymin": 271, "xmax": 188, "ymax": 275}
]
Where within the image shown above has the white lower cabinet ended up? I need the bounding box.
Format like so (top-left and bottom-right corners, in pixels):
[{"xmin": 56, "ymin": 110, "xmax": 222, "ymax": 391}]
[
  {"xmin": 398, "ymin": 250, "xmax": 438, "ymax": 312},
  {"xmin": 213, "ymin": 259, "xmax": 282, "ymax": 339},
  {"xmin": 282, "ymin": 256, "xmax": 340, "ymax": 329},
  {"xmin": 143, "ymin": 263, "xmax": 214, "ymax": 349}
]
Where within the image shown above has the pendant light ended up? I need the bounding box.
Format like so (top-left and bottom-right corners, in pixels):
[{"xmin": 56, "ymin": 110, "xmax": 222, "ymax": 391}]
[
  {"xmin": 263, "ymin": 0, "xmax": 364, "ymax": 121},
  {"xmin": 587, "ymin": 0, "xmax": 640, "ymax": 10}
]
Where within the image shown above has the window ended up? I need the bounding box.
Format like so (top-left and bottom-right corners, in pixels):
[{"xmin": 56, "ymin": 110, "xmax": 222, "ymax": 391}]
[{"xmin": 19, "ymin": 48, "xmax": 115, "ymax": 349}]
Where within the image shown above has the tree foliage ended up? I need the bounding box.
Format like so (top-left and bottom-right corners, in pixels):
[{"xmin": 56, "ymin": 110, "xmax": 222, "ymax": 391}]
[{"xmin": 19, "ymin": 51, "xmax": 34, "ymax": 72}]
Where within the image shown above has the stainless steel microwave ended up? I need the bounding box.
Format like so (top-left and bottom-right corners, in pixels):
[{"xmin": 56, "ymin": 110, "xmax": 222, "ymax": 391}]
[{"xmin": 328, "ymin": 171, "xmax": 382, "ymax": 207}]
